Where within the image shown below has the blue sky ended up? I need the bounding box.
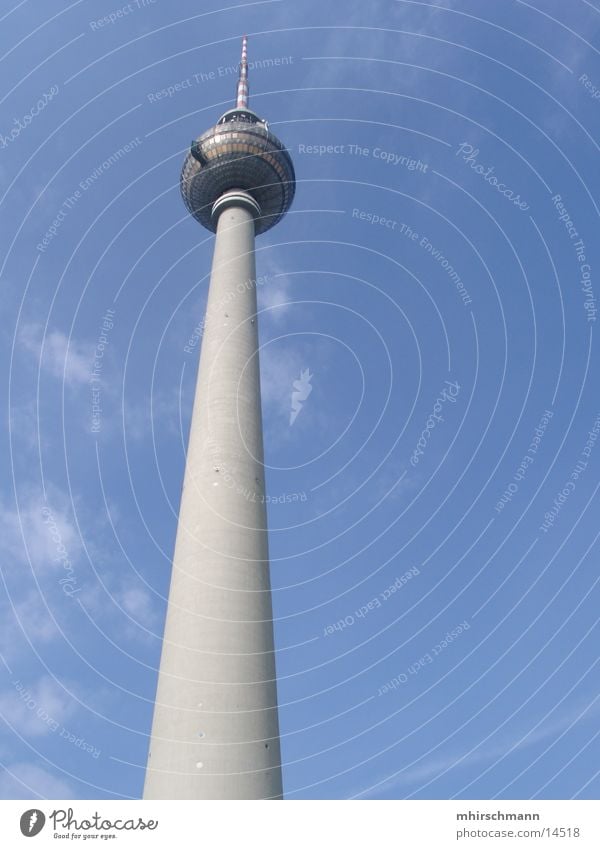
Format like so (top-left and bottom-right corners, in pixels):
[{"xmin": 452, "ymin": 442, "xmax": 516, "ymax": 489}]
[{"xmin": 1, "ymin": 0, "xmax": 599, "ymax": 800}]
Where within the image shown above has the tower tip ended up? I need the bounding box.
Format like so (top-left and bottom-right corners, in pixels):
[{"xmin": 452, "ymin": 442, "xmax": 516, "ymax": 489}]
[{"xmin": 236, "ymin": 35, "xmax": 249, "ymax": 109}]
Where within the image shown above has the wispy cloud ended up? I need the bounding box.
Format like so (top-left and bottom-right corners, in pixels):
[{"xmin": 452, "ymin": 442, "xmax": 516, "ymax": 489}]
[
  {"xmin": 80, "ymin": 570, "xmax": 160, "ymax": 645},
  {"xmin": 257, "ymin": 252, "xmax": 295, "ymax": 325},
  {"xmin": 19, "ymin": 323, "xmax": 91, "ymax": 386},
  {"xmin": 0, "ymin": 675, "xmax": 79, "ymax": 737},
  {"xmin": 0, "ymin": 761, "xmax": 75, "ymax": 799},
  {"xmin": 114, "ymin": 582, "xmax": 160, "ymax": 633},
  {"xmin": 124, "ymin": 384, "xmax": 189, "ymax": 443},
  {"xmin": 0, "ymin": 489, "xmax": 82, "ymax": 575},
  {"xmin": 0, "ymin": 590, "xmax": 60, "ymax": 657},
  {"xmin": 260, "ymin": 344, "xmax": 305, "ymax": 422},
  {"xmin": 258, "ymin": 274, "xmax": 294, "ymax": 323},
  {"xmin": 355, "ymin": 696, "xmax": 600, "ymax": 797}
]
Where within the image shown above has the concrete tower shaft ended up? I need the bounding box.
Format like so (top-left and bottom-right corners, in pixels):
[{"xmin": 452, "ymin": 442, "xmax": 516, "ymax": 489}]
[{"xmin": 144, "ymin": 38, "xmax": 294, "ymax": 800}]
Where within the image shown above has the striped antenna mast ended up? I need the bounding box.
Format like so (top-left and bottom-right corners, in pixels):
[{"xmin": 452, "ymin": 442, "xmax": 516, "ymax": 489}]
[{"xmin": 236, "ymin": 35, "xmax": 249, "ymax": 108}]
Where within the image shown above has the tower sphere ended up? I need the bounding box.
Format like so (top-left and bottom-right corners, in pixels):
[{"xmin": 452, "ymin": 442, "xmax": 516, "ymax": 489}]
[{"xmin": 180, "ymin": 39, "xmax": 295, "ymax": 235}]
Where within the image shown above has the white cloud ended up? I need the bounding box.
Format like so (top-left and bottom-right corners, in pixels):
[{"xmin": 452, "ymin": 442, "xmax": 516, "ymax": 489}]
[
  {"xmin": 371, "ymin": 463, "xmax": 418, "ymax": 502},
  {"xmin": 0, "ymin": 490, "xmax": 81, "ymax": 575},
  {"xmin": 1, "ymin": 590, "xmax": 60, "ymax": 647},
  {"xmin": 19, "ymin": 323, "xmax": 91, "ymax": 386},
  {"xmin": 116, "ymin": 583, "xmax": 159, "ymax": 630},
  {"xmin": 258, "ymin": 273, "xmax": 293, "ymax": 322},
  {"xmin": 0, "ymin": 675, "xmax": 79, "ymax": 738},
  {"xmin": 0, "ymin": 761, "xmax": 75, "ymax": 799},
  {"xmin": 79, "ymin": 571, "xmax": 160, "ymax": 645},
  {"xmin": 0, "ymin": 487, "xmax": 82, "ymax": 660},
  {"xmin": 256, "ymin": 250, "xmax": 296, "ymax": 325},
  {"xmin": 8, "ymin": 398, "xmax": 44, "ymax": 454},
  {"xmin": 259, "ymin": 344, "xmax": 305, "ymax": 422}
]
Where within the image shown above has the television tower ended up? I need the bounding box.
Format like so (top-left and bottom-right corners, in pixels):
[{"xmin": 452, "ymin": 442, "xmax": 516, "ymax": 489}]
[{"xmin": 143, "ymin": 37, "xmax": 295, "ymax": 800}]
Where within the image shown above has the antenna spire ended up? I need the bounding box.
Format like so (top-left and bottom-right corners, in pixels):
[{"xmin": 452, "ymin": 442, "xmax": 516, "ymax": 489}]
[{"xmin": 236, "ymin": 35, "xmax": 249, "ymax": 109}]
